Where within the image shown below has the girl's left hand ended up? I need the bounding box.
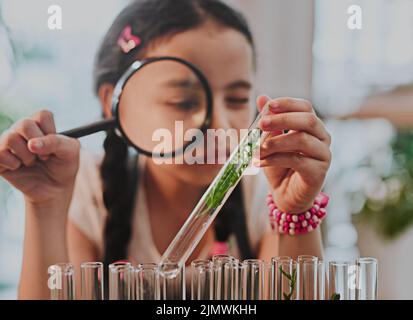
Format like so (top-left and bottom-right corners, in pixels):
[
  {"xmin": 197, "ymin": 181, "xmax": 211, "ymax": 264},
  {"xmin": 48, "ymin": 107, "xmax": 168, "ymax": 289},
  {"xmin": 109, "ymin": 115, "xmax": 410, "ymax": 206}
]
[{"xmin": 255, "ymin": 96, "xmax": 332, "ymax": 214}]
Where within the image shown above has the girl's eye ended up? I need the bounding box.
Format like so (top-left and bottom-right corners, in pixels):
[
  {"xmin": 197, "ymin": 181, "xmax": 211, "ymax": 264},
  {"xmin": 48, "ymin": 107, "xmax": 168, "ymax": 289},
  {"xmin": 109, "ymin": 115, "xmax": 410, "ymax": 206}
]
[
  {"xmin": 167, "ymin": 99, "xmax": 201, "ymax": 111},
  {"xmin": 226, "ymin": 97, "xmax": 250, "ymax": 107}
]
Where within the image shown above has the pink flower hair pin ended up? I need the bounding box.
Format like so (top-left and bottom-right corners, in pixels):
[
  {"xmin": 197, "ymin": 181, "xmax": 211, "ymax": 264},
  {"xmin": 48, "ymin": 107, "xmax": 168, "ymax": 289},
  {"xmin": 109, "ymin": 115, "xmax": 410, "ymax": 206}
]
[{"xmin": 117, "ymin": 26, "xmax": 142, "ymax": 53}]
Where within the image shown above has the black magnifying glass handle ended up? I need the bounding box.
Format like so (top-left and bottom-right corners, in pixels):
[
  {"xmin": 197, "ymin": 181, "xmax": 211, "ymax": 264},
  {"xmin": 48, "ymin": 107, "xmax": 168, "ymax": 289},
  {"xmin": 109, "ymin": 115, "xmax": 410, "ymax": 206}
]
[{"xmin": 59, "ymin": 117, "xmax": 116, "ymax": 139}]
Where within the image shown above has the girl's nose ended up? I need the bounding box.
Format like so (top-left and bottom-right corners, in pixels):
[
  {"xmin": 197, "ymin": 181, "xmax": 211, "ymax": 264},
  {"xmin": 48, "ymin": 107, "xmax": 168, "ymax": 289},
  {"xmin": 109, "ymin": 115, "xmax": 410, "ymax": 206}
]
[{"xmin": 208, "ymin": 97, "xmax": 231, "ymax": 131}]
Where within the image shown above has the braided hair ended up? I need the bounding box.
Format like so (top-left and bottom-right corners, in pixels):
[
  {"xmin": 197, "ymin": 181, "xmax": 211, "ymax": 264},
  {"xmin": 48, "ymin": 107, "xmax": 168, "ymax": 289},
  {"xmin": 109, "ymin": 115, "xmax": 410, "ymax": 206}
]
[{"xmin": 93, "ymin": 0, "xmax": 255, "ymax": 277}]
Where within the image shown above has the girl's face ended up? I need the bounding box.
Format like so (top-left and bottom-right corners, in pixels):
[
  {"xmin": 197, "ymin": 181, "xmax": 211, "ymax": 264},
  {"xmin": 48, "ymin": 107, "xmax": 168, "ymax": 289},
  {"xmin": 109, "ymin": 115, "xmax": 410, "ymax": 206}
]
[{"xmin": 110, "ymin": 19, "xmax": 255, "ymax": 187}]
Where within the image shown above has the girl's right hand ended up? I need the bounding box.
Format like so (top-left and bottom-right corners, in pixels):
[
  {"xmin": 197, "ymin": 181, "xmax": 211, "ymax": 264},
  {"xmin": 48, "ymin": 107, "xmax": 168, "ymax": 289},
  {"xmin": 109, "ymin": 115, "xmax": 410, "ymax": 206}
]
[{"xmin": 0, "ymin": 110, "xmax": 80, "ymax": 207}]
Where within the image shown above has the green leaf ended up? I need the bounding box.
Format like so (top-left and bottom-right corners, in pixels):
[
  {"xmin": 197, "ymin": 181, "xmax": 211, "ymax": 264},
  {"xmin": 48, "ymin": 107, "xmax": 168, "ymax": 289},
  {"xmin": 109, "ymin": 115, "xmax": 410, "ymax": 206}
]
[
  {"xmin": 200, "ymin": 128, "xmax": 261, "ymax": 216},
  {"xmin": 279, "ymin": 266, "xmax": 292, "ymax": 280},
  {"xmin": 330, "ymin": 293, "xmax": 341, "ymax": 300}
]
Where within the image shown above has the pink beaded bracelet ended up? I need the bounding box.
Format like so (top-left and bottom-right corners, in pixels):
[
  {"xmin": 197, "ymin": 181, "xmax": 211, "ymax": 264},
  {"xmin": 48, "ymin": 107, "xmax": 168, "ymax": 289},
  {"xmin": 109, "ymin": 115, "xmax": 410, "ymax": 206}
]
[{"xmin": 267, "ymin": 192, "xmax": 329, "ymax": 236}]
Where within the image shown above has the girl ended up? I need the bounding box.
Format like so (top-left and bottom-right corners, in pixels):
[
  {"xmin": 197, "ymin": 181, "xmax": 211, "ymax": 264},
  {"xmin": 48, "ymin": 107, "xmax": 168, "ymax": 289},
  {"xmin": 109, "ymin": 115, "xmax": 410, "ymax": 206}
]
[{"xmin": 0, "ymin": 0, "xmax": 331, "ymax": 299}]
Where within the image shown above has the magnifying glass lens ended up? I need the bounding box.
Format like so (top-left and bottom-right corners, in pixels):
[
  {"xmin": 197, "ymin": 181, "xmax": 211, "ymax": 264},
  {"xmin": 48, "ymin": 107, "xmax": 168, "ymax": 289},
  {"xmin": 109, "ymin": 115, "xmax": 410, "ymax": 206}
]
[{"xmin": 118, "ymin": 59, "xmax": 208, "ymax": 157}]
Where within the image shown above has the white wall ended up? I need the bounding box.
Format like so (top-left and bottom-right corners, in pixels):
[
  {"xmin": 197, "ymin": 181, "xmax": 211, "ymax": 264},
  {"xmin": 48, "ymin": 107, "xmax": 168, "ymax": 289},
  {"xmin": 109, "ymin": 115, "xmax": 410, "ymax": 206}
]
[{"xmin": 226, "ymin": 0, "xmax": 315, "ymax": 99}]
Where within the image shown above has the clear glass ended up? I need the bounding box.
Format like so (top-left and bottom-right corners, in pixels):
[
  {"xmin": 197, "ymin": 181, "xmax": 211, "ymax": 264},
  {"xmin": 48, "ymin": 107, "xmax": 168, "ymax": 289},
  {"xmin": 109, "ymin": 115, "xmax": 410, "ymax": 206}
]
[
  {"xmin": 231, "ymin": 261, "xmax": 243, "ymax": 300},
  {"xmin": 109, "ymin": 262, "xmax": 132, "ymax": 300},
  {"xmin": 158, "ymin": 262, "xmax": 185, "ymax": 300},
  {"xmin": 159, "ymin": 106, "xmax": 270, "ymax": 269},
  {"xmin": 296, "ymin": 255, "xmax": 318, "ymax": 300},
  {"xmin": 317, "ymin": 260, "xmax": 326, "ymax": 300},
  {"xmin": 270, "ymin": 257, "xmax": 297, "ymax": 300},
  {"xmin": 241, "ymin": 259, "xmax": 266, "ymax": 300},
  {"xmin": 48, "ymin": 263, "xmax": 75, "ymax": 300},
  {"xmin": 81, "ymin": 262, "xmax": 104, "ymax": 300},
  {"xmin": 328, "ymin": 261, "xmax": 350, "ymax": 300},
  {"xmin": 212, "ymin": 255, "xmax": 238, "ymax": 300},
  {"xmin": 355, "ymin": 257, "xmax": 378, "ymax": 300},
  {"xmin": 135, "ymin": 263, "xmax": 159, "ymax": 300},
  {"xmin": 191, "ymin": 260, "xmax": 213, "ymax": 300}
]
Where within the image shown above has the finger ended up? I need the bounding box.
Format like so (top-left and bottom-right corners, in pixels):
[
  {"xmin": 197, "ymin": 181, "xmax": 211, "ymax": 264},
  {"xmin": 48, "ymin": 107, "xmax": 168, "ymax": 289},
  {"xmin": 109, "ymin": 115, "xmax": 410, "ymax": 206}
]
[
  {"xmin": 259, "ymin": 112, "xmax": 330, "ymax": 142},
  {"xmin": 0, "ymin": 150, "xmax": 22, "ymax": 172},
  {"xmin": 260, "ymin": 131, "xmax": 331, "ymax": 162},
  {"xmin": 32, "ymin": 110, "xmax": 56, "ymax": 135},
  {"xmin": 5, "ymin": 132, "xmax": 37, "ymax": 166},
  {"xmin": 39, "ymin": 155, "xmax": 50, "ymax": 161},
  {"xmin": 268, "ymin": 97, "xmax": 314, "ymax": 114},
  {"xmin": 254, "ymin": 153, "xmax": 327, "ymax": 182},
  {"xmin": 256, "ymin": 95, "xmax": 271, "ymax": 113},
  {"xmin": 10, "ymin": 118, "xmax": 45, "ymax": 141},
  {"xmin": 28, "ymin": 134, "xmax": 79, "ymax": 160}
]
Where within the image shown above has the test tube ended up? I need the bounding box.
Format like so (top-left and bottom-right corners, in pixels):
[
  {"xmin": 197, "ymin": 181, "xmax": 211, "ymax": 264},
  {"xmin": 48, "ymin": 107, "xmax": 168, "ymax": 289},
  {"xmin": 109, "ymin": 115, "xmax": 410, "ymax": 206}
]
[
  {"xmin": 231, "ymin": 260, "xmax": 243, "ymax": 300},
  {"xmin": 355, "ymin": 257, "xmax": 378, "ymax": 300},
  {"xmin": 241, "ymin": 259, "xmax": 265, "ymax": 300},
  {"xmin": 48, "ymin": 263, "xmax": 75, "ymax": 300},
  {"xmin": 159, "ymin": 105, "xmax": 271, "ymax": 268},
  {"xmin": 212, "ymin": 255, "xmax": 238, "ymax": 300},
  {"xmin": 328, "ymin": 261, "xmax": 350, "ymax": 300},
  {"xmin": 135, "ymin": 263, "xmax": 159, "ymax": 300},
  {"xmin": 296, "ymin": 255, "xmax": 318, "ymax": 300},
  {"xmin": 270, "ymin": 257, "xmax": 297, "ymax": 300},
  {"xmin": 109, "ymin": 261, "xmax": 133, "ymax": 300},
  {"xmin": 158, "ymin": 262, "xmax": 185, "ymax": 300},
  {"xmin": 317, "ymin": 259, "xmax": 326, "ymax": 300},
  {"xmin": 191, "ymin": 260, "xmax": 213, "ymax": 300},
  {"xmin": 81, "ymin": 262, "xmax": 104, "ymax": 300}
]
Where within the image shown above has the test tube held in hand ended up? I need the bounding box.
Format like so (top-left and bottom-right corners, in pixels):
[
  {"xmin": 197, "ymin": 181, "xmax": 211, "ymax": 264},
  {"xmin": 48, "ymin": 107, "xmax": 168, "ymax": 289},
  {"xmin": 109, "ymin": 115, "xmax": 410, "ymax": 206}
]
[{"xmin": 158, "ymin": 262, "xmax": 185, "ymax": 300}]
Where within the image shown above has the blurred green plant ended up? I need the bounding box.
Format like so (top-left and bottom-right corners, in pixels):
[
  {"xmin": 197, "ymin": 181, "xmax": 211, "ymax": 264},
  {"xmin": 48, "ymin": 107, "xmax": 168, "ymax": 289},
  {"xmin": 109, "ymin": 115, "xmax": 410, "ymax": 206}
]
[
  {"xmin": 0, "ymin": 108, "xmax": 14, "ymax": 217},
  {"xmin": 355, "ymin": 130, "xmax": 413, "ymax": 239},
  {"xmin": 0, "ymin": 110, "xmax": 13, "ymax": 134}
]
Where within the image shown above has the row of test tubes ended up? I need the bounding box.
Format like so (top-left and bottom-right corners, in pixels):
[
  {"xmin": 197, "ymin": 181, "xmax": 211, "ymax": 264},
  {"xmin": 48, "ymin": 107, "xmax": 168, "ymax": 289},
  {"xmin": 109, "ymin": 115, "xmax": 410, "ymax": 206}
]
[{"xmin": 48, "ymin": 255, "xmax": 378, "ymax": 300}]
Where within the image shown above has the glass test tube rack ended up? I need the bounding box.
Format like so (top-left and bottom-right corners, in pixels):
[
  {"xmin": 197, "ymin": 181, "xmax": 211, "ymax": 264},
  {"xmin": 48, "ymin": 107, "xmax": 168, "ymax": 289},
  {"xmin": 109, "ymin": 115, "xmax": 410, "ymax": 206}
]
[{"xmin": 48, "ymin": 255, "xmax": 377, "ymax": 300}]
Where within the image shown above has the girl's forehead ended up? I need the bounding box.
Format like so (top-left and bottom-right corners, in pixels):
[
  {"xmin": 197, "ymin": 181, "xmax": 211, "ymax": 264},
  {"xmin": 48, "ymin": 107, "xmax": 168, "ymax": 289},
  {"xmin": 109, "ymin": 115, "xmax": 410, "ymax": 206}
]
[{"xmin": 145, "ymin": 21, "xmax": 254, "ymax": 89}]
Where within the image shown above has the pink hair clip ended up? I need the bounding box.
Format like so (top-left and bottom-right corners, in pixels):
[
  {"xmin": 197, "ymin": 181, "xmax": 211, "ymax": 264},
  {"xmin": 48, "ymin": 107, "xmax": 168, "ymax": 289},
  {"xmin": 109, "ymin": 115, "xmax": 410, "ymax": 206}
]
[{"xmin": 117, "ymin": 26, "xmax": 142, "ymax": 53}]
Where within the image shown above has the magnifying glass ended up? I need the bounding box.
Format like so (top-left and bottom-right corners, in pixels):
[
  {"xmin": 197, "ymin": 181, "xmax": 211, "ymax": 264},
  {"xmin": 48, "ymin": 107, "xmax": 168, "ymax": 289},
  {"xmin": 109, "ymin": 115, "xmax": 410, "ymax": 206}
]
[{"xmin": 60, "ymin": 57, "xmax": 213, "ymax": 158}]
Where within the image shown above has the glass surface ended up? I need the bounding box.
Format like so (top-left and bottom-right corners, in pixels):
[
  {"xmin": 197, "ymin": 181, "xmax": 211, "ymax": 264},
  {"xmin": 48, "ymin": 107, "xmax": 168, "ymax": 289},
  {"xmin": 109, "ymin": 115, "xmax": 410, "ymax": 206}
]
[{"xmin": 118, "ymin": 59, "xmax": 208, "ymax": 156}]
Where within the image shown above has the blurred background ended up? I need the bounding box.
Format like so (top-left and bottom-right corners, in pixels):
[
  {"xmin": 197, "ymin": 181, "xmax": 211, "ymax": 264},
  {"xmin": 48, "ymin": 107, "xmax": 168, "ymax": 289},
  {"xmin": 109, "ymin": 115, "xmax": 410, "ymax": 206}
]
[{"xmin": 0, "ymin": 0, "xmax": 412, "ymax": 299}]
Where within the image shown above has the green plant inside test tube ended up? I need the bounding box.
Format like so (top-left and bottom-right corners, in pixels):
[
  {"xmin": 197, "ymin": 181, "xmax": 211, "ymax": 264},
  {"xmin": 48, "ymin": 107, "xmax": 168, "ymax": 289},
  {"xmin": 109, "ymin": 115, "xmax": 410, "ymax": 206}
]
[{"xmin": 158, "ymin": 105, "xmax": 270, "ymax": 275}]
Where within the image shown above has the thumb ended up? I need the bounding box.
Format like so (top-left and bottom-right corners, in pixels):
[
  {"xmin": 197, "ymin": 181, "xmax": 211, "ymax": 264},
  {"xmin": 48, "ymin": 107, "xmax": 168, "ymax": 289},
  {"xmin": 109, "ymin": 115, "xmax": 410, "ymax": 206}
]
[
  {"xmin": 28, "ymin": 134, "xmax": 80, "ymax": 160},
  {"xmin": 256, "ymin": 95, "xmax": 271, "ymax": 112}
]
